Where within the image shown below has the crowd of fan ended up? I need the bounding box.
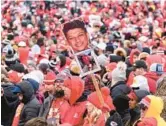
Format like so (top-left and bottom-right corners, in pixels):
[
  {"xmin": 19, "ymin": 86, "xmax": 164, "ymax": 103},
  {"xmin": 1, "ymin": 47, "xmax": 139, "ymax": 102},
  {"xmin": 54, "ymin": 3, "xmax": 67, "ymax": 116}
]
[{"xmin": 1, "ymin": 0, "xmax": 166, "ymax": 126}]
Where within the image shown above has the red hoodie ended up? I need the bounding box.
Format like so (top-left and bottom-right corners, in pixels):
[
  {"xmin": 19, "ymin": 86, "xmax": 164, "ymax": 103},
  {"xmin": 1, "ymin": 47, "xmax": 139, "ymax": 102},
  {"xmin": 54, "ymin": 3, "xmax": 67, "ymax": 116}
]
[
  {"xmin": 63, "ymin": 76, "xmax": 87, "ymax": 126},
  {"xmin": 146, "ymin": 54, "xmax": 164, "ymax": 68},
  {"xmin": 18, "ymin": 47, "xmax": 30, "ymax": 65},
  {"xmin": 47, "ymin": 98, "xmax": 70, "ymax": 124},
  {"xmin": 129, "ymin": 49, "xmax": 140, "ymax": 65},
  {"xmin": 127, "ymin": 49, "xmax": 140, "ymax": 86},
  {"xmin": 127, "ymin": 71, "xmax": 159, "ymax": 93},
  {"xmin": 127, "ymin": 71, "xmax": 135, "ymax": 87},
  {"xmin": 144, "ymin": 72, "xmax": 159, "ymax": 94},
  {"xmin": 164, "ymin": 63, "xmax": 166, "ymax": 72}
]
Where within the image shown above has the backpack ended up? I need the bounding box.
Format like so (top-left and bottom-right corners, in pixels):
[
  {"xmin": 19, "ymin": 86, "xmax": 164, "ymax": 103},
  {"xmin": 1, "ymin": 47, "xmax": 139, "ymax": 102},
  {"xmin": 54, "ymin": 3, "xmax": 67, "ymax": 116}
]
[{"xmin": 105, "ymin": 110, "xmax": 124, "ymax": 126}]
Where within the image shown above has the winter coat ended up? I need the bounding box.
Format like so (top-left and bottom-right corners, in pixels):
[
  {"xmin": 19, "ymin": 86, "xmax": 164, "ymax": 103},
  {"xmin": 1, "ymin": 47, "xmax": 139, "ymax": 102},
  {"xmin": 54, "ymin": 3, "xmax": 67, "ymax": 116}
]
[
  {"xmin": 1, "ymin": 84, "xmax": 19, "ymax": 126},
  {"xmin": 155, "ymin": 76, "xmax": 166, "ymax": 121},
  {"xmin": 126, "ymin": 71, "xmax": 135, "ymax": 86},
  {"xmin": 38, "ymin": 95, "xmax": 70, "ymax": 124},
  {"xmin": 144, "ymin": 72, "xmax": 159, "ymax": 94},
  {"xmin": 63, "ymin": 76, "xmax": 87, "ymax": 126},
  {"xmin": 113, "ymin": 95, "xmax": 131, "ymax": 126},
  {"xmin": 126, "ymin": 49, "xmax": 140, "ymax": 68},
  {"xmin": 19, "ymin": 96, "xmax": 41, "ymax": 126},
  {"xmin": 146, "ymin": 54, "xmax": 164, "ymax": 67},
  {"xmin": 130, "ymin": 106, "xmax": 140, "ymax": 125},
  {"xmin": 119, "ymin": 110, "xmax": 131, "ymax": 126},
  {"xmin": 38, "ymin": 95, "xmax": 54, "ymax": 118},
  {"xmin": 110, "ymin": 81, "xmax": 131, "ymax": 100},
  {"xmin": 63, "ymin": 101, "xmax": 87, "ymax": 126},
  {"xmin": 143, "ymin": 95, "xmax": 166, "ymax": 126},
  {"xmin": 16, "ymin": 81, "xmax": 41, "ymax": 126},
  {"xmin": 18, "ymin": 47, "xmax": 29, "ymax": 65},
  {"xmin": 105, "ymin": 110, "xmax": 123, "ymax": 126},
  {"xmin": 25, "ymin": 78, "xmax": 44, "ymax": 104}
]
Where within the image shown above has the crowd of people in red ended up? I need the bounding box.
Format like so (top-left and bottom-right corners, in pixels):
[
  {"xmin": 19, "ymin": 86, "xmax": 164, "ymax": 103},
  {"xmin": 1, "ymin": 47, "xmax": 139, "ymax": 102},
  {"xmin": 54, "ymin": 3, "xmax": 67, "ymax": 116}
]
[{"xmin": 1, "ymin": 0, "xmax": 166, "ymax": 126}]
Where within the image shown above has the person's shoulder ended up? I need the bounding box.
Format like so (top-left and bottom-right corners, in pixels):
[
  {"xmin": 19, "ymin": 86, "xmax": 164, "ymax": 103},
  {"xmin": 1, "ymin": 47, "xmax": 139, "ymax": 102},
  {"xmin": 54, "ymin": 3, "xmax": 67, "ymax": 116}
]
[
  {"xmin": 2, "ymin": 84, "xmax": 16, "ymax": 97},
  {"xmin": 112, "ymin": 81, "xmax": 127, "ymax": 88},
  {"xmin": 25, "ymin": 97, "xmax": 41, "ymax": 109},
  {"xmin": 43, "ymin": 95, "xmax": 54, "ymax": 104},
  {"xmin": 30, "ymin": 96, "xmax": 40, "ymax": 103},
  {"xmin": 111, "ymin": 82, "xmax": 131, "ymax": 92}
]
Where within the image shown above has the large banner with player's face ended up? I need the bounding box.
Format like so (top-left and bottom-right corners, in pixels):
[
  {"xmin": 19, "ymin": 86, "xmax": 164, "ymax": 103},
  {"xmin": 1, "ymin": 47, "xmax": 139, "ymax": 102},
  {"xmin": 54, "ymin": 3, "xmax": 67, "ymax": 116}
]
[
  {"xmin": 61, "ymin": 18, "xmax": 101, "ymax": 77},
  {"xmin": 62, "ymin": 18, "xmax": 90, "ymax": 53}
]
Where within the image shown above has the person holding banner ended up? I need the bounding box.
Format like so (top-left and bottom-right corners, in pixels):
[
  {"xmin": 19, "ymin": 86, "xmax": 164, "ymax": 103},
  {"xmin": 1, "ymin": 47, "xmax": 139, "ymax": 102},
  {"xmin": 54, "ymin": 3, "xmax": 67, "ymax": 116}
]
[
  {"xmin": 62, "ymin": 76, "xmax": 87, "ymax": 126},
  {"xmin": 83, "ymin": 87, "xmax": 115, "ymax": 126},
  {"xmin": 62, "ymin": 19, "xmax": 101, "ymax": 77}
]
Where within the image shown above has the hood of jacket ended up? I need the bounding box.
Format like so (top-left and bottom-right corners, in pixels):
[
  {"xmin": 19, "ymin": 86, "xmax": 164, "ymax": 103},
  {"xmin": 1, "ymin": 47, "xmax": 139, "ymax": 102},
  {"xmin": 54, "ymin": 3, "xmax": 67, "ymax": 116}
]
[
  {"xmin": 155, "ymin": 77, "xmax": 166, "ymax": 121},
  {"xmin": 146, "ymin": 54, "xmax": 163, "ymax": 67},
  {"xmin": 129, "ymin": 49, "xmax": 140, "ymax": 64},
  {"xmin": 144, "ymin": 95, "xmax": 166, "ymax": 125},
  {"xmin": 64, "ymin": 76, "xmax": 84, "ymax": 105},
  {"xmin": 25, "ymin": 78, "xmax": 39, "ymax": 93},
  {"xmin": 17, "ymin": 81, "xmax": 34, "ymax": 104},
  {"xmin": 144, "ymin": 72, "xmax": 159, "ymax": 81}
]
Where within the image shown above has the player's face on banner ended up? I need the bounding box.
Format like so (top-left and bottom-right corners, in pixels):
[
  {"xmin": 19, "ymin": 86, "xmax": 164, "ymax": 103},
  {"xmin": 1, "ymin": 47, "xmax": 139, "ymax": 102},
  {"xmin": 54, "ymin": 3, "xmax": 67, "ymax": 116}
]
[{"xmin": 66, "ymin": 28, "xmax": 89, "ymax": 52}]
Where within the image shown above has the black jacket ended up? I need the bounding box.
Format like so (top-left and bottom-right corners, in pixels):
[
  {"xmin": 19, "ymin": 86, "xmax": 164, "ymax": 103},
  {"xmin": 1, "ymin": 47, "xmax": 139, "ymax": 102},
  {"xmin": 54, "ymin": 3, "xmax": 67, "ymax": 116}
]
[
  {"xmin": 110, "ymin": 81, "xmax": 131, "ymax": 100},
  {"xmin": 129, "ymin": 106, "xmax": 140, "ymax": 125},
  {"xmin": 16, "ymin": 81, "xmax": 41, "ymax": 126},
  {"xmin": 1, "ymin": 84, "xmax": 19, "ymax": 126},
  {"xmin": 105, "ymin": 110, "xmax": 123, "ymax": 126},
  {"xmin": 113, "ymin": 95, "xmax": 131, "ymax": 126},
  {"xmin": 19, "ymin": 96, "xmax": 41, "ymax": 126},
  {"xmin": 119, "ymin": 110, "xmax": 131, "ymax": 126}
]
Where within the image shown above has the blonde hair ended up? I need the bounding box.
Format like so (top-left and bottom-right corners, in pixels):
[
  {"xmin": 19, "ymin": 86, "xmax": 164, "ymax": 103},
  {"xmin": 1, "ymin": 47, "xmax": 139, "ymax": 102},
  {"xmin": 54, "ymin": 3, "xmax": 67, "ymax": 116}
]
[
  {"xmin": 86, "ymin": 102, "xmax": 102, "ymax": 124},
  {"xmin": 123, "ymin": 40, "xmax": 131, "ymax": 48},
  {"xmin": 114, "ymin": 47, "xmax": 127, "ymax": 57}
]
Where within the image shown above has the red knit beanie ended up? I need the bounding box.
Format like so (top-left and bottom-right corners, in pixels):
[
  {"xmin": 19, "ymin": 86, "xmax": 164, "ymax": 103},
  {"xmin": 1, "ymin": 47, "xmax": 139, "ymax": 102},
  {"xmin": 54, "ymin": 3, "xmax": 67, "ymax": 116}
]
[{"xmin": 43, "ymin": 71, "xmax": 56, "ymax": 85}]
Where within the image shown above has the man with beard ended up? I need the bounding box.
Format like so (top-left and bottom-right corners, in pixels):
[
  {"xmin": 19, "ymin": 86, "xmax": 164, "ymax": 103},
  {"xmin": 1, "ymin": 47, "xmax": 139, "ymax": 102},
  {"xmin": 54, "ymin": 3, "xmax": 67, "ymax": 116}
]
[
  {"xmin": 39, "ymin": 74, "xmax": 70, "ymax": 125},
  {"xmin": 42, "ymin": 71, "xmax": 56, "ymax": 98}
]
